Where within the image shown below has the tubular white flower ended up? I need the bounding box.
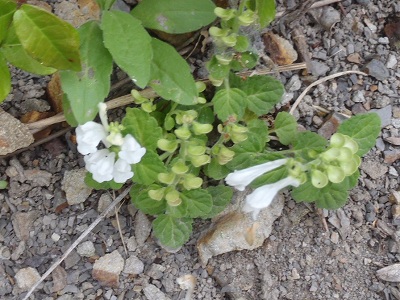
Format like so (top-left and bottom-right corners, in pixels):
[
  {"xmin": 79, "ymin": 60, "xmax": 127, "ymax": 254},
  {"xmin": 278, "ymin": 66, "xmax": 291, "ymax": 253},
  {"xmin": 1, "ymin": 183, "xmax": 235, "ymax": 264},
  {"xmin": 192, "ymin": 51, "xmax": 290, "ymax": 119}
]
[
  {"xmin": 84, "ymin": 149, "xmax": 115, "ymax": 183},
  {"xmin": 119, "ymin": 134, "xmax": 146, "ymax": 164},
  {"xmin": 76, "ymin": 122, "xmax": 107, "ymax": 155},
  {"xmin": 113, "ymin": 158, "xmax": 134, "ymax": 183},
  {"xmin": 225, "ymin": 159, "xmax": 288, "ymax": 191},
  {"xmin": 244, "ymin": 176, "xmax": 301, "ymax": 220}
]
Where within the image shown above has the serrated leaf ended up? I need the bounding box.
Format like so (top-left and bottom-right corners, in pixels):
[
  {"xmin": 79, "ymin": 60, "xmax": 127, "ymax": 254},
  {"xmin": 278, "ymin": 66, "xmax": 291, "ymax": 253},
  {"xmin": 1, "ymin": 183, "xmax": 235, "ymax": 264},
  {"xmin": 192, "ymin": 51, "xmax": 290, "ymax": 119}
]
[
  {"xmin": 84, "ymin": 172, "xmax": 123, "ymax": 190},
  {"xmin": 275, "ymin": 111, "xmax": 298, "ymax": 145},
  {"xmin": 256, "ymin": 0, "xmax": 276, "ymax": 28},
  {"xmin": 60, "ymin": 21, "xmax": 113, "ymax": 124},
  {"xmin": 241, "ymin": 75, "xmax": 284, "ymax": 116},
  {"xmin": 131, "ymin": 0, "xmax": 216, "ymax": 34},
  {"xmin": 2, "ymin": 23, "xmax": 56, "ymax": 75},
  {"xmin": 166, "ymin": 200, "xmax": 188, "ymax": 218},
  {"xmin": 153, "ymin": 215, "xmax": 193, "ymax": 249},
  {"xmin": 130, "ymin": 184, "xmax": 166, "ymax": 215},
  {"xmin": 181, "ymin": 189, "xmax": 212, "ymax": 218},
  {"xmin": 122, "ymin": 108, "xmax": 163, "ymax": 151},
  {"xmin": 293, "ymin": 131, "xmax": 327, "ymax": 151},
  {"xmin": 132, "ymin": 151, "xmax": 167, "ymax": 185},
  {"xmin": 204, "ymin": 158, "xmax": 231, "ymax": 180},
  {"xmin": 212, "ymin": 88, "xmax": 247, "ymax": 121},
  {"xmin": 337, "ymin": 113, "xmax": 381, "ymax": 156},
  {"xmin": 0, "ymin": 0, "xmax": 17, "ymax": 44},
  {"xmin": 202, "ymin": 186, "xmax": 233, "ymax": 219},
  {"xmin": 101, "ymin": 10, "xmax": 152, "ymax": 88},
  {"xmin": 149, "ymin": 38, "xmax": 198, "ymax": 105},
  {"xmin": 232, "ymin": 119, "xmax": 268, "ymax": 153},
  {"xmin": 0, "ymin": 52, "xmax": 11, "ymax": 102},
  {"xmin": 13, "ymin": 4, "xmax": 81, "ymax": 71}
]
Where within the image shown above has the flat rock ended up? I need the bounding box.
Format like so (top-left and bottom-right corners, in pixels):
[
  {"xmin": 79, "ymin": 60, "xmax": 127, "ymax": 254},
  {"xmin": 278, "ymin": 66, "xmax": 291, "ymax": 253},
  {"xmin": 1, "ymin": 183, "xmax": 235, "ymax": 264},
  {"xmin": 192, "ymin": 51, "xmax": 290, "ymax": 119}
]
[
  {"xmin": 97, "ymin": 193, "xmax": 115, "ymax": 217},
  {"xmin": 377, "ymin": 264, "xmax": 400, "ymax": 282},
  {"xmin": 197, "ymin": 190, "xmax": 285, "ymax": 266},
  {"xmin": 92, "ymin": 250, "xmax": 124, "ymax": 287},
  {"xmin": 0, "ymin": 109, "xmax": 34, "ymax": 155},
  {"xmin": 371, "ymin": 105, "xmax": 392, "ymax": 128},
  {"xmin": 14, "ymin": 267, "xmax": 41, "ymax": 291},
  {"xmin": 360, "ymin": 160, "xmax": 388, "ymax": 179},
  {"xmin": 77, "ymin": 241, "xmax": 96, "ymax": 257},
  {"xmin": 51, "ymin": 266, "xmax": 68, "ymax": 293},
  {"xmin": 143, "ymin": 284, "xmax": 170, "ymax": 300},
  {"xmin": 24, "ymin": 169, "xmax": 52, "ymax": 187},
  {"xmin": 318, "ymin": 112, "xmax": 350, "ymax": 139},
  {"xmin": 384, "ymin": 150, "xmax": 400, "ymax": 164},
  {"xmin": 123, "ymin": 255, "xmax": 144, "ymax": 275},
  {"xmin": 364, "ymin": 59, "xmax": 390, "ymax": 81},
  {"xmin": 12, "ymin": 211, "xmax": 39, "ymax": 241},
  {"xmin": 62, "ymin": 168, "xmax": 93, "ymax": 205},
  {"xmin": 134, "ymin": 211, "xmax": 152, "ymax": 246}
]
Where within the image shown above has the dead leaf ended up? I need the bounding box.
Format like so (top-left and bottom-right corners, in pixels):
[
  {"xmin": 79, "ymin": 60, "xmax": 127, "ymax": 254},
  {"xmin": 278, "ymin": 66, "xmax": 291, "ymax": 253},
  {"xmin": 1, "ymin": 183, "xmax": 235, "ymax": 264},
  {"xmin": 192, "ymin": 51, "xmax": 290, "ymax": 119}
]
[{"xmin": 263, "ymin": 32, "xmax": 298, "ymax": 65}]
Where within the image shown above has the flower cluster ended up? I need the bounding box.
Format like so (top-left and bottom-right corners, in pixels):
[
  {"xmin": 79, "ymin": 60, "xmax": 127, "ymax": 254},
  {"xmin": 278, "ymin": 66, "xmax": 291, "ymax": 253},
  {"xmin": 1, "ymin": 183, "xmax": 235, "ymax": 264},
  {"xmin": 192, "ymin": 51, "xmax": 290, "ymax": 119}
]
[
  {"xmin": 76, "ymin": 103, "xmax": 146, "ymax": 183},
  {"xmin": 226, "ymin": 159, "xmax": 301, "ymax": 220}
]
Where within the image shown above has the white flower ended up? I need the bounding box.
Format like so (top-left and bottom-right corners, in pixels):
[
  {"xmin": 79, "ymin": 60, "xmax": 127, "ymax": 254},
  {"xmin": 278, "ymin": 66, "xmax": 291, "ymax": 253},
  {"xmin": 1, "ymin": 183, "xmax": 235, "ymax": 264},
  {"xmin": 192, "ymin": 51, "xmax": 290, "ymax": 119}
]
[
  {"xmin": 84, "ymin": 149, "xmax": 115, "ymax": 183},
  {"xmin": 113, "ymin": 158, "xmax": 134, "ymax": 183},
  {"xmin": 225, "ymin": 159, "xmax": 288, "ymax": 191},
  {"xmin": 76, "ymin": 122, "xmax": 107, "ymax": 155},
  {"xmin": 119, "ymin": 134, "xmax": 146, "ymax": 164},
  {"xmin": 244, "ymin": 176, "xmax": 301, "ymax": 220}
]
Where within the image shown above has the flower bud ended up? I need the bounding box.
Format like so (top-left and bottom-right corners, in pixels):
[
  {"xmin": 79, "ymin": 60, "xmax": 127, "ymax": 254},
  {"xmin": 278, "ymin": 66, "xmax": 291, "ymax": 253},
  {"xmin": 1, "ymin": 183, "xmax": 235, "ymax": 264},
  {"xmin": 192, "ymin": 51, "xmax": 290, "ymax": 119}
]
[
  {"xmin": 311, "ymin": 169, "xmax": 328, "ymax": 188},
  {"xmin": 343, "ymin": 136, "xmax": 359, "ymax": 154},
  {"xmin": 181, "ymin": 110, "xmax": 198, "ymax": 124},
  {"xmin": 340, "ymin": 159, "xmax": 358, "ymax": 176},
  {"xmin": 164, "ymin": 115, "xmax": 175, "ymax": 130},
  {"xmin": 157, "ymin": 138, "xmax": 178, "ymax": 152},
  {"xmin": 190, "ymin": 154, "xmax": 211, "ymax": 167},
  {"xmin": 231, "ymin": 132, "xmax": 248, "ymax": 144},
  {"xmin": 182, "ymin": 174, "xmax": 203, "ymax": 190},
  {"xmin": 238, "ymin": 10, "xmax": 256, "ymax": 26},
  {"xmin": 196, "ymin": 97, "xmax": 207, "ymax": 104},
  {"xmin": 142, "ymin": 102, "xmax": 155, "ymax": 113},
  {"xmin": 165, "ymin": 189, "xmax": 181, "ymax": 206},
  {"xmin": 208, "ymin": 75, "xmax": 224, "ymax": 87},
  {"xmin": 192, "ymin": 122, "xmax": 213, "ymax": 135},
  {"xmin": 148, "ymin": 188, "xmax": 165, "ymax": 201},
  {"xmin": 209, "ymin": 26, "xmax": 228, "ymax": 37},
  {"xmin": 188, "ymin": 145, "xmax": 206, "ymax": 156},
  {"xmin": 336, "ymin": 147, "xmax": 353, "ymax": 162},
  {"xmin": 330, "ymin": 133, "xmax": 345, "ymax": 148},
  {"xmin": 326, "ymin": 165, "xmax": 345, "ymax": 183},
  {"xmin": 217, "ymin": 146, "xmax": 235, "ymax": 165},
  {"xmin": 175, "ymin": 126, "xmax": 192, "ymax": 140},
  {"xmin": 215, "ymin": 54, "xmax": 233, "ymax": 65},
  {"xmin": 222, "ymin": 34, "xmax": 237, "ymax": 47},
  {"xmin": 230, "ymin": 123, "xmax": 248, "ymax": 134},
  {"xmin": 214, "ymin": 7, "xmax": 236, "ymax": 20},
  {"xmin": 131, "ymin": 89, "xmax": 147, "ymax": 104},
  {"xmin": 172, "ymin": 160, "xmax": 189, "ymax": 175},
  {"xmin": 321, "ymin": 148, "xmax": 341, "ymax": 161},
  {"xmin": 196, "ymin": 81, "xmax": 206, "ymax": 93},
  {"xmin": 158, "ymin": 172, "xmax": 176, "ymax": 185}
]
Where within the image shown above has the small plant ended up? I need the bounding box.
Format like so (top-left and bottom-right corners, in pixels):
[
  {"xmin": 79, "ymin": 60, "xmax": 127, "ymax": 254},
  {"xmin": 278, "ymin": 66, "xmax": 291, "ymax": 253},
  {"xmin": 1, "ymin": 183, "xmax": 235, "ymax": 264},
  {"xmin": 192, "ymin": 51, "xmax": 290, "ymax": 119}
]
[{"xmin": 1, "ymin": 0, "xmax": 381, "ymax": 249}]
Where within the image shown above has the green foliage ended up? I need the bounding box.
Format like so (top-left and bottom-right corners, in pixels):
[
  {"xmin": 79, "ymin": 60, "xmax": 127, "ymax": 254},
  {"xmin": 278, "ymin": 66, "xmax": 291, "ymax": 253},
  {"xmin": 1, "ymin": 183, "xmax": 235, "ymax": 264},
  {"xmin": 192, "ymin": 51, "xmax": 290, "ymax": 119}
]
[
  {"xmin": 337, "ymin": 113, "xmax": 381, "ymax": 156},
  {"xmin": 101, "ymin": 10, "xmax": 152, "ymax": 88},
  {"xmin": 293, "ymin": 131, "xmax": 327, "ymax": 151},
  {"xmin": 0, "ymin": 53, "xmax": 10, "ymax": 102},
  {"xmin": 0, "ymin": 180, "xmax": 7, "ymax": 189},
  {"xmin": 232, "ymin": 119, "xmax": 268, "ymax": 153},
  {"xmin": 130, "ymin": 185, "xmax": 166, "ymax": 215},
  {"xmin": 181, "ymin": 189, "xmax": 212, "ymax": 218},
  {"xmin": 60, "ymin": 21, "xmax": 113, "ymax": 124},
  {"xmin": 153, "ymin": 215, "xmax": 193, "ymax": 249},
  {"xmin": 0, "ymin": 0, "xmax": 17, "ymax": 44},
  {"xmin": 212, "ymin": 88, "xmax": 247, "ymax": 121},
  {"xmin": 274, "ymin": 112, "xmax": 298, "ymax": 145},
  {"xmin": 131, "ymin": 0, "xmax": 216, "ymax": 34},
  {"xmin": 202, "ymin": 186, "xmax": 234, "ymax": 218},
  {"xmin": 255, "ymin": 0, "xmax": 276, "ymax": 28},
  {"xmin": 132, "ymin": 151, "xmax": 167, "ymax": 185},
  {"xmin": 95, "ymin": 0, "xmax": 116, "ymax": 11}
]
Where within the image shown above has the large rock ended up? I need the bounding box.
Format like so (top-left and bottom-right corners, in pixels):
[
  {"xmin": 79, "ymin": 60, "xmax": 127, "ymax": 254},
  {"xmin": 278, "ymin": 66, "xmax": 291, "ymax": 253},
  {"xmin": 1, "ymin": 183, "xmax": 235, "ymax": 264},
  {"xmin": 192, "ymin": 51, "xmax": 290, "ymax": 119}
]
[{"xmin": 92, "ymin": 250, "xmax": 124, "ymax": 287}]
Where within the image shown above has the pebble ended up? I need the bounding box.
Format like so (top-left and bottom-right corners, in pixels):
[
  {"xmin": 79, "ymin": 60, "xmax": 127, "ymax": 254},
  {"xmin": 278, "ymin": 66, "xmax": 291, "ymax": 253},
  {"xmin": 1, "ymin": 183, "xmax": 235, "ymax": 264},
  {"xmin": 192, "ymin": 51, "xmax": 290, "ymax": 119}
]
[
  {"xmin": 377, "ymin": 264, "xmax": 400, "ymax": 282},
  {"xmin": 147, "ymin": 264, "xmax": 166, "ymax": 280},
  {"xmin": 352, "ymin": 90, "xmax": 365, "ymax": 102},
  {"xmin": 24, "ymin": 169, "xmax": 52, "ymax": 187},
  {"xmin": 64, "ymin": 250, "xmax": 81, "ymax": 269},
  {"xmin": 14, "ymin": 267, "xmax": 41, "ymax": 291},
  {"xmin": 98, "ymin": 193, "xmax": 115, "ymax": 217},
  {"xmin": 61, "ymin": 168, "xmax": 93, "ymax": 205},
  {"xmin": 123, "ymin": 255, "xmax": 145, "ymax": 275},
  {"xmin": 319, "ymin": 7, "xmax": 341, "ymax": 30},
  {"xmin": 371, "ymin": 105, "xmax": 392, "ymax": 128},
  {"xmin": 12, "ymin": 211, "xmax": 39, "ymax": 241},
  {"xmin": 126, "ymin": 236, "xmax": 137, "ymax": 252},
  {"xmin": 285, "ymin": 75, "xmax": 301, "ymax": 92},
  {"xmin": 360, "ymin": 160, "xmax": 388, "ymax": 180},
  {"xmin": 311, "ymin": 61, "xmax": 330, "ymax": 76},
  {"xmin": 134, "ymin": 211, "xmax": 152, "ymax": 246},
  {"xmin": 364, "ymin": 59, "xmax": 390, "ymax": 81},
  {"xmin": 143, "ymin": 284, "xmax": 170, "ymax": 300},
  {"xmin": 51, "ymin": 233, "xmax": 60, "ymax": 242},
  {"xmin": 77, "ymin": 241, "xmax": 96, "ymax": 257},
  {"xmin": 331, "ymin": 231, "xmax": 339, "ymax": 244},
  {"xmin": 92, "ymin": 250, "xmax": 124, "ymax": 287},
  {"xmin": 51, "ymin": 266, "xmax": 68, "ymax": 293}
]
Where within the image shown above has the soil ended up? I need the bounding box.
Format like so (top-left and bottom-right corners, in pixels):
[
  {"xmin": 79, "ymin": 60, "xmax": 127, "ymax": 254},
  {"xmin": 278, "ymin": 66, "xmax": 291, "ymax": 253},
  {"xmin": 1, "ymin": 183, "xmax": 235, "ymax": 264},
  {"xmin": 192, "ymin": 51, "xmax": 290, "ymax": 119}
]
[{"xmin": 1, "ymin": 0, "xmax": 400, "ymax": 299}]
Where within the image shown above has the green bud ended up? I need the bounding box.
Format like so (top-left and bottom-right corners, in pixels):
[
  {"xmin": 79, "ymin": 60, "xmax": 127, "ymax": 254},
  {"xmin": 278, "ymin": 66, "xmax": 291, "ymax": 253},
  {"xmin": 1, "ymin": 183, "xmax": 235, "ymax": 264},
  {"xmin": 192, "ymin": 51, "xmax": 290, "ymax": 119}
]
[
  {"xmin": 188, "ymin": 145, "xmax": 206, "ymax": 156},
  {"xmin": 214, "ymin": 7, "xmax": 236, "ymax": 20},
  {"xmin": 215, "ymin": 54, "xmax": 233, "ymax": 65},
  {"xmin": 165, "ymin": 189, "xmax": 181, "ymax": 206},
  {"xmin": 209, "ymin": 26, "xmax": 228, "ymax": 37},
  {"xmin": 353, "ymin": 154, "xmax": 361, "ymax": 167},
  {"xmin": 326, "ymin": 165, "xmax": 345, "ymax": 183},
  {"xmin": 190, "ymin": 154, "xmax": 211, "ymax": 167},
  {"xmin": 142, "ymin": 102, "xmax": 155, "ymax": 113},
  {"xmin": 182, "ymin": 174, "xmax": 203, "ymax": 190},
  {"xmin": 164, "ymin": 115, "xmax": 175, "ymax": 130},
  {"xmin": 158, "ymin": 172, "xmax": 176, "ymax": 185},
  {"xmin": 230, "ymin": 123, "xmax": 248, "ymax": 134},
  {"xmin": 340, "ymin": 159, "xmax": 358, "ymax": 176},
  {"xmin": 311, "ymin": 169, "xmax": 328, "ymax": 188},
  {"xmin": 182, "ymin": 110, "xmax": 198, "ymax": 124},
  {"xmin": 192, "ymin": 122, "xmax": 213, "ymax": 135},
  {"xmin": 308, "ymin": 149, "xmax": 319, "ymax": 159},
  {"xmin": 196, "ymin": 81, "xmax": 206, "ymax": 93},
  {"xmin": 217, "ymin": 146, "xmax": 235, "ymax": 165},
  {"xmin": 175, "ymin": 126, "xmax": 192, "ymax": 140},
  {"xmin": 157, "ymin": 138, "xmax": 178, "ymax": 152},
  {"xmin": 148, "ymin": 188, "xmax": 165, "ymax": 201},
  {"xmin": 222, "ymin": 34, "xmax": 237, "ymax": 47},
  {"xmin": 197, "ymin": 97, "xmax": 207, "ymax": 104},
  {"xmin": 172, "ymin": 160, "xmax": 189, "ymax": 175},
  {"xmin": 336, "ymin": 147, "xmax": 353, "ymax": 162},
  {"xmin": 238, "ymin": 10, "xmax": 256, "ymax": 26},
  {"xmin": 208, "ymin": 75, "xmax": 224, "ymax": 87},
  {"xmin": 330, "ymin": 133, "xmax": 346, "ymax": 148},
  {"xmin": 131, "ymin": 89, "xmax": 147, "ymax": 104},
  {"xmin": 231, "ymin": 132, "xmax": 248, "ymax": 144},
  {"xmin": 343, "ymin": 136, "xmax": 359, "ymax": 154},
  {"xmin": 234, "ymin": 35, "xmax": 249, "ymax": 52}
]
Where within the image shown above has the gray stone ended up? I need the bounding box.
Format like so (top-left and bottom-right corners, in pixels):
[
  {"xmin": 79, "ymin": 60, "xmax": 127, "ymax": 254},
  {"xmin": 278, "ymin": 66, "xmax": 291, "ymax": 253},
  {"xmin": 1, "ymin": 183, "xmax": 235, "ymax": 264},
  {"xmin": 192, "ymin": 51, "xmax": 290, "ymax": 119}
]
[
  {"xmin": 92, "ymin": 250, "xmax": 124, "ymax": 287},
  {"xmin": 12, "ymin": 211, "xmax": 39, "ymax": 241},
  {"xmin": 51, "ymin": 266, "xmax": 67, "ymax": 293},
  {"xmin": 98, "ymin": 193, "xmax": 115, "ymax": 217},
  {"xmin": 14, "ymin": 267, "xmax": 41, "ymax": 291},
  {"xmin": 352, "ymin": 90, "xmax": 365, "ymax": 103},
  {"xmin": 143, "ymin": 284, "xmax": 170, "ymax": 300},
  {"xmin": 364, "ymin": 59, "xmax": 390, "ymax": 81},
  {"xmin": 371, "ymin": 105, "xmax": 392, "ymax": 128},
  {"xmin": 134, "ymin": 211, "xmax": 152, "ymax": 246},
  {"xmin": 319, "ymin": 7, "xmax": 341, "ymax": 30},
  {"xmin": 386, "ymin": 54, "xmax": 398, "ymax": 69},
  {"xmin": 310, "ymin": 61, "xmax": 330, "ymax": 76},
  {"xmin": 77, "ymin": 241, "xmax": 96, "ymax": 257},
  {"xmin": 147, "ymin": 264, "xmax": 166, "ymax": 280},
  {"xmin": 360, "ymin": 160, "xmax": 388, "ymax": 180},
  {"xmin": 285, "ymin": 75, "xmax": 301, "ymax": 92},
  {"xmin": 126, "ymin": 236, "xmax": 137, "ymax": 252},
  {"xmin": 62, "ymin": 168, "xmax": 93, "ymax": 205},
  {"xmin": 0, "ymin": 109, "xmax": 34, "ymax": 155},
  {"xmin": 24, "ymin": 169, "xmax": 52, "ymax": 187},
  {"xmin": 123, "ymin": 255, "xmax": 144, "ymax": 275},
  {"xmin": 64, "ymin": 250, "xmax": 81, "ymax": 269}
]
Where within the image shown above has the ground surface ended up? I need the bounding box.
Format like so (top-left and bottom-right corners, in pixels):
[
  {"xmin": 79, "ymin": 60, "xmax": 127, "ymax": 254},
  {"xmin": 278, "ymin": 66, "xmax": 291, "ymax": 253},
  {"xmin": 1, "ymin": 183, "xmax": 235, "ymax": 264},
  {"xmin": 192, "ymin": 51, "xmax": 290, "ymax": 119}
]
[{"xmin": 1, "ymin": 0, "xmax": 400, "ymax": 299}]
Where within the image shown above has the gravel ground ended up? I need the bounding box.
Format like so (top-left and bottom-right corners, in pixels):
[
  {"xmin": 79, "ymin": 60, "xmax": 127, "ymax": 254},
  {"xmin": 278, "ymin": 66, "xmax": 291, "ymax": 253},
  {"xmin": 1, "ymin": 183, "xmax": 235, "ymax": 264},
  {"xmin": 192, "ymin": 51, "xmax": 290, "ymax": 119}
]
[{"xmin": 1, "ymin": 0, "xmax": 400, "ymax": 299}]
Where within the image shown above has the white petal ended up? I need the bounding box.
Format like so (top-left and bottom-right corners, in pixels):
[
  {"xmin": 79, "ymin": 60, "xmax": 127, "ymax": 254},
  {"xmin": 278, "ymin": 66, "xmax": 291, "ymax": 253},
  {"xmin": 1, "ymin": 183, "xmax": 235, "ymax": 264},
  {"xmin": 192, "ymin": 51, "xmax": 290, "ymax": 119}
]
[
  {"xmin": 119, "ymin": 135, "xmax": 146, "ymax": 164},
  {"xmin": 225, "ymin": 159, "xmax": 288, "ymax": 191},
  {"xmin": 84, "ymin": 149, "xmax": 115, "ymax": 183},
  {"xmin": 76, "ymin": 122, "xmax": 107, "ymax": 155},
  {"xmin": 98, "ymin": 102, "xmax": 109, "ymax": 131},
  {"xmin": 113, "ymin": 159, "xmax": 133, "ymax": 183}
]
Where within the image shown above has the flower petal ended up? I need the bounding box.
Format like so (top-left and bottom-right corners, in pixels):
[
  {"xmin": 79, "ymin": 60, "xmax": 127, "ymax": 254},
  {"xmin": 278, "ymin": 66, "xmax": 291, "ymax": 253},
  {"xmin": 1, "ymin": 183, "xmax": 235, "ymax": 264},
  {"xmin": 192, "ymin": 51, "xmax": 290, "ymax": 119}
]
[
  {"xmin": 113, "ymin": 158, "xmax": 133, "ymax": 183},
  {"xmin": 119, "ymin": 134, "xmax": 146, "ymax": 164},
  {"xmin": 84, "ymin": 149, "xmax": 115, "ymax": 183},
  {"xmin": 225, "ymin": 159, "xmax": 288, "ymax": 191},
  {"xmin": 76, "ymin": 122, "xmax": 107, "ymax": 155}
]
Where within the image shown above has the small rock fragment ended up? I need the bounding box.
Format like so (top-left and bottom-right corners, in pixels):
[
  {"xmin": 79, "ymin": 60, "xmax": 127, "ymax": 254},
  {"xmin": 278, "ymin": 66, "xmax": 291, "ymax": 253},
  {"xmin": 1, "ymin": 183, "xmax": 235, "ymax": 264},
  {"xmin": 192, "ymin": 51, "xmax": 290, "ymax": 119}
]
[
  {"xmin": 98, "ymin": 193, "xmax": 115, "ymax": 217},
  {"xmin": 319, "ymin": 7, "xmax": 341, "ymax": 30},
  {"xmin": 24, "ymin": 169, "xmax": 52, "ymax": 187},
  {"xmin": 310, "ymin": 61, "xmax": 330, "ymax": 76},
  {"xmin": 377, "ymin": 264, "xmax": 400, "ymax": 282},
  {"xmin": 364, "ymin": 59, "xmax": 390, "ymax": 81},
  {"xmin": 77, "ymin": 241, "xmax": 96, "ymax": 257},
  {"xmin": 147, "ymin": 264, "xmax": 166, "ymax": 280},
  {"xmin": 12, "ymin": 211, "xmax": 39, "ymax": 241},
  {"xmin": 62, "ymin": 168, "xmax": 93, "ymax": 205},
  {"xmin": 331, "ymin": 231, "xmax": 339, "ymax": 244},
  {"xmin": 386, "ymin": 54, "xmax": 398, "ymax": 69},
  {"xmin": 143, "ymin": 284, "xmax": 170, "ymax": 300},
  {"xmin": 92, "ymin": 250, "xmax": 124, "ymax": 287},
  {"xmin": 15, "ymin": 267, "xmax": 41, "ymax": 291},
  {"xmin": 51, "ymin": 266, "xmax": 68, "ymax": 293},
  {"xmin": 134, "ymin": 211, "xmax": 152, "ymax": 246},
  {"xmin": 263, "ymin": 32, "xmax": 298, "ymax": 65},
  {"xmin": 360, "ymin": 160, "xmax": 388, "ymax": 180},
  {"xmin": 347, "ymin": 53, "xmax": 361, "ymax": 64},
  {"xmin": 123, "ymin": 255, "xmax": 144, "ymax": 275},
  {"xmin": 384, "ymin": 150, "xmax": 400, "ymax": 164},
  {"xmin": 384, "ymin": 137, "xmax": 400, "ymax": 146},
  {"xmin": 317, "ymin": 112, "xmax": 350, "ymax": 139},
  {"xmin": 126, "ymin": 236, "xmax": 137, "ymax": 252}
]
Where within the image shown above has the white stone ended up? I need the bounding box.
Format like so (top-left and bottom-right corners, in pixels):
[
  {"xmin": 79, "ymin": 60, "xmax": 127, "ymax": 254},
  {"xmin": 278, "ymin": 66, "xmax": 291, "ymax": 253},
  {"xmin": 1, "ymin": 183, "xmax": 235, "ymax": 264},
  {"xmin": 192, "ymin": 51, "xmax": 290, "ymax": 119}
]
[
  {"xmin": 15, "ymin": 267, "xmax": 41, "ymax": 291},
  {"xmin": 123, "ymin": 255, "xmax": 144, "ymax": 275},
  {"xmin": 77, "ymin": 241, "xmax": 96, "ymax": 257},
  {"xmin": 51, "ymin": 233, "xmax": 60, "ymax": 242},
  {"xmin": 386, "ymin": 54, "xmax": 398, "ymax": 69}
]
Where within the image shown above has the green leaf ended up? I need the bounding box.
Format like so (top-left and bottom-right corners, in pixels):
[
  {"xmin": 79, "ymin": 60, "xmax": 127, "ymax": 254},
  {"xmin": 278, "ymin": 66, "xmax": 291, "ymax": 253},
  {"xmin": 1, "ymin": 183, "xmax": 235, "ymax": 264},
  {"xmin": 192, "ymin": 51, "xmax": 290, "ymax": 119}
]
[
  {"xmin": 60, "ymin": 21, "xmax": 113, "ymax": 124},
  {"xmin": 293, "ymin": 131, "xmax": 327, "ymax": 151},
  {"xmin": 122, "ymin": 108, "xmax": 163, "ymax": 151},
  {"xmin": 212, "ymin": 88, "xmax": 247, "ymax": 121},
  {"xmin": 0, "ymin": 0, "xmax": 17, "ymax": 44},
  {"xmin": 240, "ymin": 75, "xmax": 284, "ymax": 116},
  {"xmin": 131, "ymin": 0, "xmax": 216, "ymax": 34},
  {"xmin": 227, "ymin": 152, "xmax": 284, "ymax": 170},
  {"xmin": 1, "ymin": 23, "xmax": 56, "ymax": 75},
  {"xmin": 62, "ymin": 94, "xmax": 78, "ymax": 126},
  {"xmin": 0, "ymin": 180, "xmax": 7, "ymax": 189},
  {"xmin": 202, "ymin": 186, "xmax": 233, "ymax": 219},
  {"xmin": 84, "ymin": 172, "xmax": 123, "ymax": 190},
  {"xmin": 149, "ymin": 38, "xmax": 198, "ymax": 105},
  {"xmin": 256, "ymin": 0, "xmax": 276, "ymax": 28},
  {"xmin": 204, "ymin": 158, "xmax": 231, "ymax": 180},
  {"xmin": 153, "ymin": 215, "xmax": 193, "ymax": 249},
  {"xmin": 130, "ymin": 184, "xmax": 166, "ymax": 215},
  {"xmin": 101, "ymin": 10, "xmax": 152, "ymax": 88},
  {"xmin": 232, "ymin": 119, "xmax": 268, "ymax": 153},
  {"xmin": 132, "ymin": 151, "xmax": 167, "ymax": 185},
  {"xmin": 181, "ymin": 189, "xmax": 212, "ymax": 218},
  {"xmin": 95, "ymin": 0, "xmax": 116, "ymax": 10},
  {"xmin": 274, "ymin": 111, "xmax": 298, "ymax": 145},
  {"xmin": 0, "ymin": 52, "xmax": 11, "ymax": 102},
  {"xmin": 250, "ymin": 165, "xmax": 288, "ymax": 188},
  {"xmin": 13, "ymin": 4, "xmax": 81, "ymax": 71},
  {"xmin": 166, "ymin": 200, "xmax": 188, "ymax": 218},
  {"xmin": 337, "ymin": 113, "xmax": 381, "ymax": 156}
]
